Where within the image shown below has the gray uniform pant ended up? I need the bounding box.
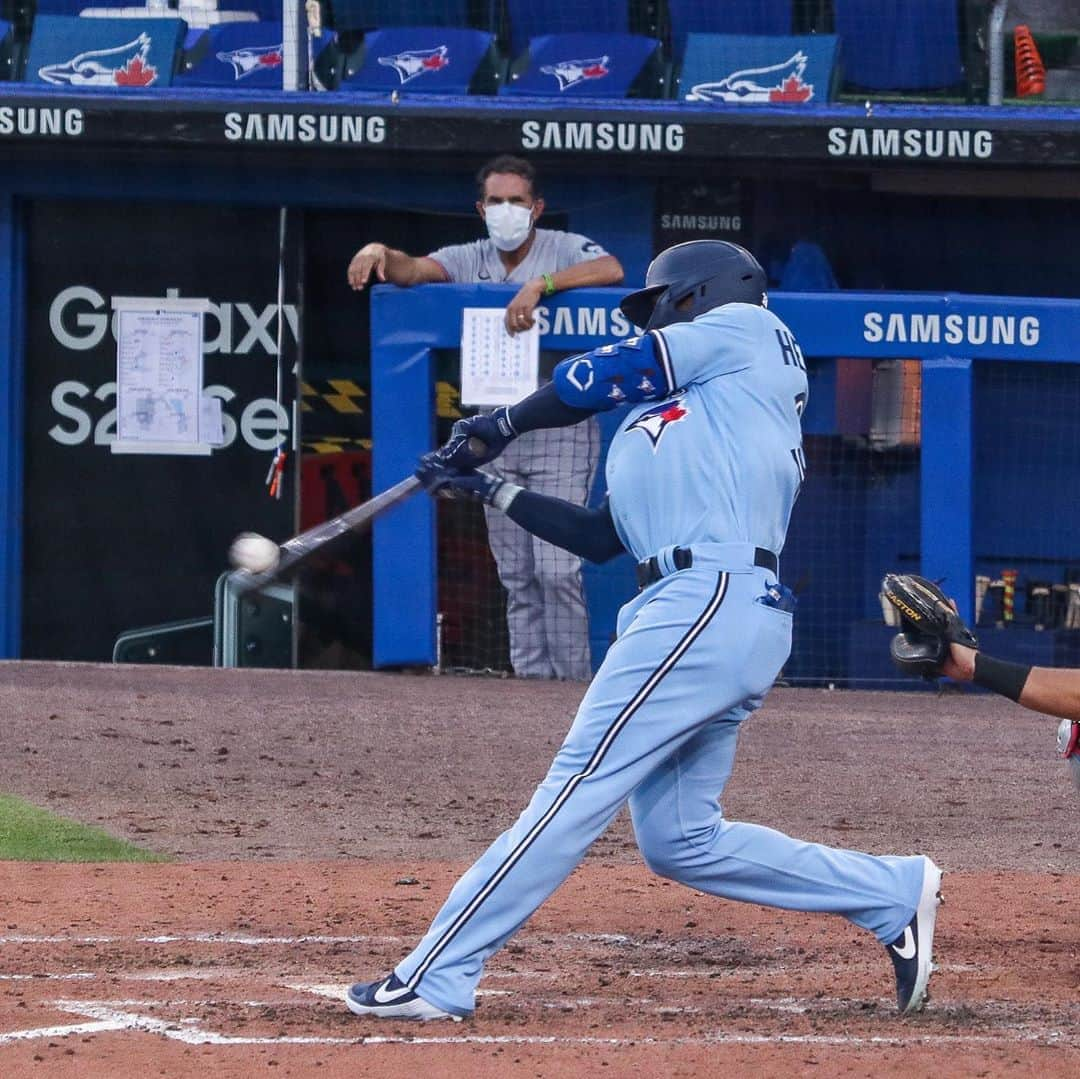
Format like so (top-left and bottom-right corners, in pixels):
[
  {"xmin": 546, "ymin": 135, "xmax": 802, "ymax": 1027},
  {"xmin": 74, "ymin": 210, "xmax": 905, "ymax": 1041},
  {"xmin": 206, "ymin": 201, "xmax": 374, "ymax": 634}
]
[{"xmin": 483, "ymin": 419, "xmax": 599, "ymax": 681}]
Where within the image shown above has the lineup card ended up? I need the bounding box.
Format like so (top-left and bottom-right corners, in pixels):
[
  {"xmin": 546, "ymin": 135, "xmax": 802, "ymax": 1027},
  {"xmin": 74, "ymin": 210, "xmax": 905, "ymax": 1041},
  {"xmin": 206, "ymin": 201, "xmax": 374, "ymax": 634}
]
[
  {"xmin": 460, "ymin": 307, "xmax": 539, "ymax": 406},
  {"xmin": 112, "ymin": 297, "xmax": 219, "ymax": 455}
]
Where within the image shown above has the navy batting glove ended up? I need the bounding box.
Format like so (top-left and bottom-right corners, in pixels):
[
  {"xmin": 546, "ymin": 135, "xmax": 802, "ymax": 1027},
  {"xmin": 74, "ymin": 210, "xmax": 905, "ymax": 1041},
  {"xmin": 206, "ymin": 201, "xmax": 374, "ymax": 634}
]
[
  {"xmin": 445, "ymin": 470, "xmax": 504, "ymax": 505},
  {"xmin": 441, "ymin": 407, "xmax": 517, "ymax": 469},
  {"xmin": 415, "ymin": 451, "xmax": 458, "ymax": 495}
]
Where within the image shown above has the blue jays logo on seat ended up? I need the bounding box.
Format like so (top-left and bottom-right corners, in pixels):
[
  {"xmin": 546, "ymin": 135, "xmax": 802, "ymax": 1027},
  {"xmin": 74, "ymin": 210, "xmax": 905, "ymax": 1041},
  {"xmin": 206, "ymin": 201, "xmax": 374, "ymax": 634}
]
[
  {"xmin": 540, "ymin": 55, "xmax": 610, "ymax": 91},
  {"xmin": 378, "ymin": 45, "xmax": 449, "ymax": 84},
  {"xmin": 38, "ymin": 32, "xmax": 158, "ymax": 87},
  {"xmin": 216, "ymin": 41, "xmax": 283, "ymax": 80},
  {"xmin": 626, "ymin": 393, "xmax": 690, "ymax": 452},
  {"xmin": 685, "ymin": 51, "xmax": 813, "ymax": 103}
]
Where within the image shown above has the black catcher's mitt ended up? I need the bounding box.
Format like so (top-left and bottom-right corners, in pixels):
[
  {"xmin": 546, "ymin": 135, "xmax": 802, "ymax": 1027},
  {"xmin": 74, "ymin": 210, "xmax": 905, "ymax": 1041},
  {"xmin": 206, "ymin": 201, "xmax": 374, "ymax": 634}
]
[{"xmin": 881, "ymin": 573, "xmax": 979, "ymax": 678}]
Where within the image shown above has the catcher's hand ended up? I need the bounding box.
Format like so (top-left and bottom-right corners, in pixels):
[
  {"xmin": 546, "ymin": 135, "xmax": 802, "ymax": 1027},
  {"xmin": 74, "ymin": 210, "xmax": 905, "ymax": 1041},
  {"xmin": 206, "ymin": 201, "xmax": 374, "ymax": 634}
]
[{"xmin": 881, "ymin": 573, "xmax": 978, "ymax": 679}]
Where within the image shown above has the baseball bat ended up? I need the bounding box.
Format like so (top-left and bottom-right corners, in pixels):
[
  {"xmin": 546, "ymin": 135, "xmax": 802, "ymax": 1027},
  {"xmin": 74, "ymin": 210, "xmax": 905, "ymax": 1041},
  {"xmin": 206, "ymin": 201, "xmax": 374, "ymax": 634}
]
[{"xmin": 231, "ymin": 436, "xmax": 487, "ymax": 595}]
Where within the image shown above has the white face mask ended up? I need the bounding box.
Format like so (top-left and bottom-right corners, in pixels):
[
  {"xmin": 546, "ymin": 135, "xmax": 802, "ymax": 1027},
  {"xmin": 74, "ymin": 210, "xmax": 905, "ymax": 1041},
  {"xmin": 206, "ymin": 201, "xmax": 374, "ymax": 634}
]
[{"xmin": 484, "ymin": 202, "xmax": 534, "ymax": 252}]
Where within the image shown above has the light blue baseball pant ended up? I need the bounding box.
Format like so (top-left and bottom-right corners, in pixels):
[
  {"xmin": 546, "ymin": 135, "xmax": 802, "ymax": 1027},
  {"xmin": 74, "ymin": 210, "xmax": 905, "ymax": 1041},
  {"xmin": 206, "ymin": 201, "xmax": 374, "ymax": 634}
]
[{"xmin": 394, "ymin": 556, "xmax": 926, "ymax": 1017}]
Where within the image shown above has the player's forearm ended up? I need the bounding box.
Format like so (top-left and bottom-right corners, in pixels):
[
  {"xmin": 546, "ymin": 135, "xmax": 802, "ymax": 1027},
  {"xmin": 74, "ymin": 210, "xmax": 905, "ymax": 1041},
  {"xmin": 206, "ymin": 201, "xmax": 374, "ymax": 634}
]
[
  {"xmin": 951, "ymin": 643, "xmax": 1080, "ymax": 719},
  {"xmin": 542, "ymin": 255, "xmax": 624, "ymax": 294},
  {"xmin": 505, "ymin": 381, "xmax": 596, "ymax": 434},
  {"xmin": 381, "ymin": 248, "xmax": 431, "ymax": 286},
  {"xmin": 502, "ymin": 491, "xmax": 625, "ymax": 563},
  {"xmin": 1016, "ymin": 666, "xmax": 1080, "ymax": 720}
]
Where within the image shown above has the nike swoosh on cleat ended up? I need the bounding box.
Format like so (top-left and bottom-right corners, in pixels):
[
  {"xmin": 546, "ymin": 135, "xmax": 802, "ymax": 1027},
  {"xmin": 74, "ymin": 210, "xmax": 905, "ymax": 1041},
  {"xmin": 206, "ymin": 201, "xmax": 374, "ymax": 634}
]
[
  {"xmin": 891, "ymin": 926, "xmax": 917, "ymax": 960},
  {"xmin": 373, "ymin": 980, "xmax": 413, "ymax": 1004}
]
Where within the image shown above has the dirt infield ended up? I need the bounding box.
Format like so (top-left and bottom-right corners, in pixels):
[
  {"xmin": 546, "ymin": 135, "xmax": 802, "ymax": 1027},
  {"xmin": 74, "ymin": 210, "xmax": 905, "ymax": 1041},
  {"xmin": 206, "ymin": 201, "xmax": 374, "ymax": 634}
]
[{"xmin": 1, "ymin": 661, "xmax": 1078, "ymax": 1076}]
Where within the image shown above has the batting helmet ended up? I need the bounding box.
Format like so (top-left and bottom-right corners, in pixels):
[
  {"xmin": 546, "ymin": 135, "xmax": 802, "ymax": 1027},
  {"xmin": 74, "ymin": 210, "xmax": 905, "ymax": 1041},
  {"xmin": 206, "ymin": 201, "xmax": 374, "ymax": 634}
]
[{"xmin": 619, "ymin": 240, "xmax": 768, "ymax": 331}]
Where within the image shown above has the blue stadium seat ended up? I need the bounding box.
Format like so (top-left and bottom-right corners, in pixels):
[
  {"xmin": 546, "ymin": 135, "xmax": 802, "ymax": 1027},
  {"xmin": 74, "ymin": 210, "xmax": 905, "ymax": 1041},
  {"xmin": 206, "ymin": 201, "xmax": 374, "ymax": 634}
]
[
  {"xmin": 216, "ymin": 0, "xmax": 281, "ymax": 20},
  {"xmin": 330, "ymin": 0, "xmax": 470, "ymax": 34},
  {"xmin": 23, "ymin": 15, "xmax": 185, "ymax": 87},
  {"xmin": 834, "ymin": 0, "xmax": 963, "ymax": 90},
  {"xmin": 0, "ymin": 19, "xmax": 12, "ymax": 81},
  {"xmin": 32, "ymin": 0, "xmax": 90, "ymax": 14},
  {"xmin": 666, "ymin": 0, "xmax": 792, "ymax": 60},
  {"xmin": 176, "ymin": 22, "xmax": 284, "ymax": 89},
  {"xmin": 678, "ymin": 33, "xmax": 839, "ymax": 104},
  {"xmin": 505, "ymin": 0, "xmax": 627, "ymax": 60},
  {"xmin": 502, "ymin": 31, "xmax": 660, "ymax": 98},
  {"xmin": 778, "ymin": 241, "xmax": 838, "ymax": 291},
  {"xmin": 340, "ymin": 26, "xmax": 495, "ymax": 93}
]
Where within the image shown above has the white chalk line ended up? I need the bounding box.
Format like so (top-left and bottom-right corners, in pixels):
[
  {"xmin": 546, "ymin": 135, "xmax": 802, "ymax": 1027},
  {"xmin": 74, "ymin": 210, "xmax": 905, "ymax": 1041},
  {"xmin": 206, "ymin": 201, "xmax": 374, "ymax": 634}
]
[
  {"xmin": 0, "ymin": 1019, "xmax": 127, "ymax": 1045},
  {"xmin": 0, "ymin": 930, "xmax": 776, "ymax": 953},
  {"xmin": 0, "ymin": 933, "xmax": 392, "ymax": 946},
  {"xmin": 8, "ymin": 1000, "xmax": 1073, "ymax": 1051},
  {"xmin": 4, "ymin": 936, "xmax": 1076, "ymax": 1052}
]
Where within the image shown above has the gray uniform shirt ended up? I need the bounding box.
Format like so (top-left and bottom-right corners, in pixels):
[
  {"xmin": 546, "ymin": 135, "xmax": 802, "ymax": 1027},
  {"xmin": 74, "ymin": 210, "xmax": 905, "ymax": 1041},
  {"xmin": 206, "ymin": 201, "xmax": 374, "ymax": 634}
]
[{"xmin": 428, "ymin": 228, "xmax": 609, "ymax": 284}]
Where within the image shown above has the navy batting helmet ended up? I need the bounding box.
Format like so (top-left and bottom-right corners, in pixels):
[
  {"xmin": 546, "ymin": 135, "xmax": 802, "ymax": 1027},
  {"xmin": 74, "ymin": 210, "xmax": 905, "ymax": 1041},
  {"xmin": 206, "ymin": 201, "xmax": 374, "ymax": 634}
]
[{"xmin": 619, "ymin": 240, "xmax": 767, "ymax": 331}]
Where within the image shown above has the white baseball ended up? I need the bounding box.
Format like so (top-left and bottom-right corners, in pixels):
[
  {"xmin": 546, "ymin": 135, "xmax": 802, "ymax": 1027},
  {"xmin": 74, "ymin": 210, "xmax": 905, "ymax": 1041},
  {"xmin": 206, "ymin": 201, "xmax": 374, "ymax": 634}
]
[{"xmin": 229, "ymin": 532, "xmax": 280, "ymax": 574}]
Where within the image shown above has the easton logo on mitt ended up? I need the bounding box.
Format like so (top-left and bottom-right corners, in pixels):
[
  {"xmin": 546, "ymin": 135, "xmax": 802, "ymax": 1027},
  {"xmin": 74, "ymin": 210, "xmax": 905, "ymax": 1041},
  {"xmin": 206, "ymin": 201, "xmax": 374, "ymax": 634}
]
[{"xmin": 881, "ymin": 573, "xmax": 978, "ymax": 679}]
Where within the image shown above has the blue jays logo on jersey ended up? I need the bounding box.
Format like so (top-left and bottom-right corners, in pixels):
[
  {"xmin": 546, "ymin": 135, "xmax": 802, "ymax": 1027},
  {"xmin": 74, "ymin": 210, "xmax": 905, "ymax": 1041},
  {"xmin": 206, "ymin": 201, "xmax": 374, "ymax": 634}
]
[
  {"xmin": 626, "ymin": 392, "xmax": 690, "ymax": 452},
  {"xmin": 684, "ymin": 51, "xmax": 813, "ymax": 104},
  {"xmin": 216, "ymin": 42, "xmax": 283, "ymax": 80},
  {"xmin": 540, "ymin": 55, "xmax": 610, "ymax": 91},
  {"xmin": 378, "ymin": 45, "xmax": 449, "ymax": 84},
  {"xmin": 38, "ymin": 33, "xmax": 158, "ymax": 87}
]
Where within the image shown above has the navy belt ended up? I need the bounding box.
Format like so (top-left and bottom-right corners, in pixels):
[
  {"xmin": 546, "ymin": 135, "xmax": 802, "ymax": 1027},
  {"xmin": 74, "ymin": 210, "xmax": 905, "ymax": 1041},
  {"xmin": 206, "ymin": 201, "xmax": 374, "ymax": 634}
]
[{"xmin": 635, "ymin": 546, "xmax": 778, "ymax": 590}]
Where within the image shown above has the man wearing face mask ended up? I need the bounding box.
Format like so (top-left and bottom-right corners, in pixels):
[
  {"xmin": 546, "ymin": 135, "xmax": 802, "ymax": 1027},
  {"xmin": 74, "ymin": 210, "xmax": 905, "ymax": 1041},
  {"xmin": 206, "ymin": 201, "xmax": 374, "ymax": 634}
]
[{"xmin": 347, "ymin": 155, "xmax": 624, "ymax": 680}]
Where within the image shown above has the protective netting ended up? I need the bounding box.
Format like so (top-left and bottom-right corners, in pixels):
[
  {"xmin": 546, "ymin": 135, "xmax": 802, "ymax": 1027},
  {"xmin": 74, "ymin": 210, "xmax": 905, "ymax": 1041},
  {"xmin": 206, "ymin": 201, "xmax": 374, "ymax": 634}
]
[
  {"xmin": 432, "ymin": 355, "xmax": 1080, "ymax": 685},
  {"xmin": 971, "ymin": 360, "xmax": 1080, "ymax": 667}
]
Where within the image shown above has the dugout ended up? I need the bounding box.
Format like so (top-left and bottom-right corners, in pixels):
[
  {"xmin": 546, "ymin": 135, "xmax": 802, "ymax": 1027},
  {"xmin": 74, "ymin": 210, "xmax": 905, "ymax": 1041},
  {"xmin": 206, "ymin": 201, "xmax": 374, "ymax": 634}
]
[{"xmin": 0, "ymin": 75, "xmax": 1078, "ymax": 681}]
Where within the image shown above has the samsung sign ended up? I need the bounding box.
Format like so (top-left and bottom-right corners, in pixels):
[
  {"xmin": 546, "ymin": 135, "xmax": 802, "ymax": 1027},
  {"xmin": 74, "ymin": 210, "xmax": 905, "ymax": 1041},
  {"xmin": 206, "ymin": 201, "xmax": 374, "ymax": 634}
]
[
  {"xmin": 828, "ymin": 127, "xmax": 993, "ymax": 160},
  {"xmin": 863, "ymin": 311, "xmax": 1040, "ymax": 347}
]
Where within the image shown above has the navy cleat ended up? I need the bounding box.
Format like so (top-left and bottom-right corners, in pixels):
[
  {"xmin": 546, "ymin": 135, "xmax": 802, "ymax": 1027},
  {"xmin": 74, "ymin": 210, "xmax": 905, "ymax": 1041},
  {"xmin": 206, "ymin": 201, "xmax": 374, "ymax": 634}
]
[
  {"xmin": 887, "ymin": 856, "xmax": 943, "ymax": 1015},
  {"xmin": 345, "ymin": 973, "xmax": 464, "ymax": 1021}
]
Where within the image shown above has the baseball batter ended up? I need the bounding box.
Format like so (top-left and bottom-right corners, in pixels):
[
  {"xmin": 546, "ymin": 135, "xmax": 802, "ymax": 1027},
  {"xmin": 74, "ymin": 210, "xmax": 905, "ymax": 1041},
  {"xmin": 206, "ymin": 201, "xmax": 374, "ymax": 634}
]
[{"xmin": 347, "ymin": 240, "xmax": 942, "ymax": 1021}]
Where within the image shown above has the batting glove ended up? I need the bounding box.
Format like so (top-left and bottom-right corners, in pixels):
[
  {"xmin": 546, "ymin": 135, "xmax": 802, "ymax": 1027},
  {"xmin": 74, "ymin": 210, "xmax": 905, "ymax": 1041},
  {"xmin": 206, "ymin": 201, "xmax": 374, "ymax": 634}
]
[
  {"xmin": 415, "ymin": 451, "xmax": 457, "ymax": 495},
  {"xmin": 415, "ymin": 454, "xmax": 519, "ymax": 509},
  {"xmin": 441, "ymin": 408, "xmax": 517, "ymax": 470}
]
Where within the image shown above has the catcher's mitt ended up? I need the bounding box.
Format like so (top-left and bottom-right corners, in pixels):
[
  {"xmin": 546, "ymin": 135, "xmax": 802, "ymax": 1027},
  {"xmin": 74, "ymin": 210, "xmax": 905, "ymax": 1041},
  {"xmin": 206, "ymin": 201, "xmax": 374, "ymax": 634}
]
[{"xmin": 881, "ymin": 573, "xmax": 978, "ymax": 678}]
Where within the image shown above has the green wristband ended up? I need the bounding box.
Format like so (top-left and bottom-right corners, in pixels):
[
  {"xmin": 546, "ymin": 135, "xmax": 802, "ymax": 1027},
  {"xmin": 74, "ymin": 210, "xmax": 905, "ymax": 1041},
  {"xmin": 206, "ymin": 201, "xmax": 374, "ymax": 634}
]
[{"xmin": 542, "ymin": 272, "xmax": 556, "ymax": 296}]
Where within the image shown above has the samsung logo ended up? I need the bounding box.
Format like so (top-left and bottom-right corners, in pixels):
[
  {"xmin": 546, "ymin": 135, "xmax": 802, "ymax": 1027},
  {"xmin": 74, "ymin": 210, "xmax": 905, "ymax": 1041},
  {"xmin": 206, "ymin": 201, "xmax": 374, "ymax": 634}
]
[
  {"xmin": 863, "ymin": 312, "xmax": 1040, "ymax": 346},
  {"xmin": 0, "ymin": 106, "xmax": 83, "ymax": 137},
  {"xmin": 660, "ymin": 214, "xmax": 742, "ymax": 232},
  {"xmin": 521, "ymin": 120, "xmax": 685, "ymax": 153},
  {"xmin": 534, "ymin": 304, "xmax": 633, "ymax": 338},
  {"xmin": 223, "ymin": 112, "xmax": 386, "ymax": 144},
  {"xmin": 828, "ymin": 127, "xmax": 993, "ymax": 159}
]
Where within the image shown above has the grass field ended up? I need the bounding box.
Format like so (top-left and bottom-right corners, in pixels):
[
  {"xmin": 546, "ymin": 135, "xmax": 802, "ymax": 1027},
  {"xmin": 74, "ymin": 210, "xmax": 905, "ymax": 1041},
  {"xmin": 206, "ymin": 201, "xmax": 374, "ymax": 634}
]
[{"xmin": 0, "ymin": 792, "xmax": 164, "ymax": 862}]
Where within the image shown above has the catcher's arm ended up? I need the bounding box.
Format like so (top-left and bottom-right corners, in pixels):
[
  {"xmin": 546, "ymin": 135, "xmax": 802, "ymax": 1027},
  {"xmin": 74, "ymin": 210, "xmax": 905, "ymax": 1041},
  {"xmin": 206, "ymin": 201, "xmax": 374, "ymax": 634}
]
[{"xmin": 945, "ymin": 642, "xmax": 1080, "ymax": 721}]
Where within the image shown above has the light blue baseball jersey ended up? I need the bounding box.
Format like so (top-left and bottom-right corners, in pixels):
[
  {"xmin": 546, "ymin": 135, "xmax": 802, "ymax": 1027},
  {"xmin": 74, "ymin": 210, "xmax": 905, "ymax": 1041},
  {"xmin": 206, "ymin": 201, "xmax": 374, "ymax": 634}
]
[
  {"xmin": 605, "ymin": 303, "xmax": 809, "ymax": 562},
  {"xmin": 377, "ymin": 299, "xmax": 929, "ymax": 1023}
]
